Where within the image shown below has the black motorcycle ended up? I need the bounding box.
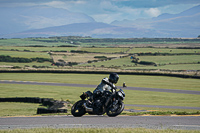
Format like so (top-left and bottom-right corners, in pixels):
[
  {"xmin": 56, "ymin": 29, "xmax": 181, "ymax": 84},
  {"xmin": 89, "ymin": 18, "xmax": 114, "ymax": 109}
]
[{"xmin": 71, "ymin": 86, "xmax": 125, "ymax": 117}]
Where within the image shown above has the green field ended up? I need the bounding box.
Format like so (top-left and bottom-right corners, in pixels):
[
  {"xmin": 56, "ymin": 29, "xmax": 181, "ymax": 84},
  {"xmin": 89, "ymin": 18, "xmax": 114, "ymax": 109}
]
[
  {"xmin": 0, "ymin": 62, "xmax": 53, "ymax": 68},
  {"xmin": 128, "ymin": 47, "xmax": 200, "ymax": 54},
  {"xmin": 0, "ymin": 38, "xmax": 67, "ymax": 46},
  {"xmin": 80, "ymin": 47, "xmax": 130, "ymax": 53},
  {"xmin": 138, "ymin": 55, "xmax": 200, "ymax": 64},
  {"xmin": 1, "ymin": 49, "xmax": 199, "ymax": 70},
  {"xmin": 0, "ymin": 73, "xmax": 199, "ymax": 117},
  {"xmin": 79, "ymin": 56, "xmax": 200, "ymax": 70},
  {"xmin": 0, "ymin": 51, "xmax": 50, "ymax": 58},
  {"xmin": 0, "ymin": 39, "xmax": 200, "ymax": 72},
  {"xmin": 0, "ymin": 46, "xmax": 77, "ymax": 52},
  {"xmin": 1, "ymin": 38, "xmax": 200, "ymax": 47},
  {"xmin": 125, "ymin": 64, "xmax": 200, "ymax": 70}
]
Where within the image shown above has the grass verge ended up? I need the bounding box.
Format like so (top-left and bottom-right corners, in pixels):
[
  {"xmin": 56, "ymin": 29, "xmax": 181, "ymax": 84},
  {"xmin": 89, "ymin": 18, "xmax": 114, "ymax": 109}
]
[
  {"xmin": 0, "ymin": 128, "xmax": 199, "ymax": 133},
  {"xmin": 0, "ymin": 102, "xmax": 43, "ymax": 117},
  {"xmin": 122, "ymin": 111, "xmax": 200, "ymax": 116}
]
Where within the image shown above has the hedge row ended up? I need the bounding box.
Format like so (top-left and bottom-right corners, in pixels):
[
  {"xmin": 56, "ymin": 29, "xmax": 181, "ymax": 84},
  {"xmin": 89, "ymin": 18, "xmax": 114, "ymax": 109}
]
[
  {"xmin": 0, "ymin": 97, "xmax": 51, "ymax": 104},
  {"xmin": 37, "ymin": 108, "xmax": 67, "ymax": 114},
  {"xmin": 0, "ymin": 97, "xmax": 43, "ymax": 103},
  {"xmin": 0, "ymin": 70, "xmax": 200, "ymax": 79},
  {"xmin": 0, "ymin": 97, "xmax": 68, "ymax": 114},
  {"xmin": 0, "ymin": 55, "xmax": 53, "ymax": 63},
  {"xmin": 132, "ymin": 53, "xmax": 200, "ymax": 56}
]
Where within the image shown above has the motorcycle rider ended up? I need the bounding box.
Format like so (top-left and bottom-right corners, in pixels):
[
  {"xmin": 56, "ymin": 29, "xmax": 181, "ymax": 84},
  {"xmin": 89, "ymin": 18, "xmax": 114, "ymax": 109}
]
[
  {"xmin": 86, "ymin": 73, "xmax": 119, "ymax": 105},
  {"xmin": 94, "ymin": 73, "xmax": 119, "ymax": 94}
]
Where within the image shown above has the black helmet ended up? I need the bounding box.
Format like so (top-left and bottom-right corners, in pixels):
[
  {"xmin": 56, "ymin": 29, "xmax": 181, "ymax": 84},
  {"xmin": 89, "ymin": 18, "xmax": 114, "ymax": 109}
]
[{"xmin": 109, "ymin": 73, "xmax": 119, "ymax": 84}]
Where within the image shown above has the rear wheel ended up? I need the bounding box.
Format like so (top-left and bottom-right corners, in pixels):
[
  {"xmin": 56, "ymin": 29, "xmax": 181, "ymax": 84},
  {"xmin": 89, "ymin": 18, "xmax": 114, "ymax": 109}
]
[
  {"xmin": 106, "ymin": 101, "xmax": 124, "ymax": 117},
  {"xmin": 71, "ymin": 100, "xmax": 86, "ymax": 117}
]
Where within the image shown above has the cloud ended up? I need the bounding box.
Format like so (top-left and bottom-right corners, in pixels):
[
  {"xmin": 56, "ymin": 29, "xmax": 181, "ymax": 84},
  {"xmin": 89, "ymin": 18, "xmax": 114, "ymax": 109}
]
[
  {"xmin": 0, "ymin": 0, "xmax": 199, "ymax": 24},
  {"xmin": 74, "ymin": 1, "xmax": 145, "ymax": 23},
  {"xmin": 112, "ymin": 0, "xmax": 200, "ymax": 8},
  {"xmin": 144, "ymin": 8, "xmax": 161, "ymax": 17},
  {"xmin": 1, "ymin": 0, "xmax": 200, "ymax": 8},
  {"xmin": 40, "ymin": 0, "xmax": 87, "ymax": 10}
]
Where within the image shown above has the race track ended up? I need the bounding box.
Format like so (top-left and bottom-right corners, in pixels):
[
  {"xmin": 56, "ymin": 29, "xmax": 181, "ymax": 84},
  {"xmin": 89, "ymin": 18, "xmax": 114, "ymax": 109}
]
[
  {"xmin": 0, "ymin": 80, "xmax": 200, "ymax": 130},
  {"xmin": 0, "ymin": 115, "xmax": 200, "ymax": 130},
  {"xmin": 0, "ymin": 80, "xmax": 199, "ymax": 95},
  {"xmin": 1, "ymin": 80, "xmax": 200, "ymax": 110}
]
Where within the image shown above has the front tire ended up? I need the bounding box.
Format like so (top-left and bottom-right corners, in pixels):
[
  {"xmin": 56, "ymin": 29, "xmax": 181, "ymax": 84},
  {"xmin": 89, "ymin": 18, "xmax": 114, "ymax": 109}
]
[
  {"xmin": 71, "ymin": 100, "xmax": 86, "ymax": 117},
  {"xmin": 106, "ymin": 101, "xmax": 124, "ymax": 117}
]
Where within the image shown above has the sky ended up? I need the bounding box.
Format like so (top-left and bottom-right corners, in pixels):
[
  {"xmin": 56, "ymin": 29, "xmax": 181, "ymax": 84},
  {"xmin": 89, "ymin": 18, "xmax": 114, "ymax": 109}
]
[{"xmin": 1, "ymin": 0, "xmax": 200, "ymax": 23}]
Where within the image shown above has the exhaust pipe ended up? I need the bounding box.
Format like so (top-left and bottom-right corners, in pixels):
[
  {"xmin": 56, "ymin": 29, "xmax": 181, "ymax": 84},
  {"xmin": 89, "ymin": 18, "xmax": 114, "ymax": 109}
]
[{"xmin": 83, "ymin": 103, "xmax": 93, "ymax": 112}]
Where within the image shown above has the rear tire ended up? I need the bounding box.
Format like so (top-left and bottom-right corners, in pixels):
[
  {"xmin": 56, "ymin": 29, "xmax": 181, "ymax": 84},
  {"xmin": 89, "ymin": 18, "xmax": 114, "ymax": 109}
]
[
  {"xmin": 106, "ymin": 101, "xmax": 124, "ymax": 117},
  {"xmin": 71, "ymin": 100, "xmax": 86, "ymax": 117}
]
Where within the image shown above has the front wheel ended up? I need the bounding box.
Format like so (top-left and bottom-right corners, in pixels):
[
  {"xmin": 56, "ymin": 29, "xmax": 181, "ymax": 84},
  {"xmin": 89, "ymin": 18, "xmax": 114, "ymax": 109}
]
[
  {"xmin": 106, "ymin": 101, "xmax": 124, "ymax": 117},
  {"xmin": 71, "ymin": 100, "xmax": 86, "ymax": 117}
]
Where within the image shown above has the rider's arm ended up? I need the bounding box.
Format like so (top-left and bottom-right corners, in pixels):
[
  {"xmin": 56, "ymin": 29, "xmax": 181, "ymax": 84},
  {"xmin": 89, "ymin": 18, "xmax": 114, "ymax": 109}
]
[{"xmin": 102, "ymin": 78, "xmax": 117, "ymax": 90}]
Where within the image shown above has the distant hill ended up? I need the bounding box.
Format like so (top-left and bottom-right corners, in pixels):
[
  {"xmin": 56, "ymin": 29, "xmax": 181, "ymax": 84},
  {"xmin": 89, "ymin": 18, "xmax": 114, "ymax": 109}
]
[
  {"xmin": 2, "ymin": 22, "xmax": 145, "ymax": 38},
  {"xmin": 111, "ymin": 5, "xmax": 200, "ymax": 38},
  {"xmin": 0, "ymin": 6, "xmax": 95, "ymax": 36},
  {"xmin": 1, "ymin": 5, "xmax": 200, "ymax": 38}
]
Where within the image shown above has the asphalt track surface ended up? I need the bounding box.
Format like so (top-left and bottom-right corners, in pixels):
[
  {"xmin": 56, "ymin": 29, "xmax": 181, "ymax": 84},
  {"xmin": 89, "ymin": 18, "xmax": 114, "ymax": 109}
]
[
  {"xmin": 1, "ymin": 80, "xmax": 200, "ymax": 110},
  {"xmin": 1, "ymin": 80, "xmax": 200, "ymax": 95},
  {"xmin": 0, "ymin": 115, "xmax": 200, "ymax": 130},
  {"xmin": 0, "ymin": 80, "xmax": 200, "ymax": 130}
]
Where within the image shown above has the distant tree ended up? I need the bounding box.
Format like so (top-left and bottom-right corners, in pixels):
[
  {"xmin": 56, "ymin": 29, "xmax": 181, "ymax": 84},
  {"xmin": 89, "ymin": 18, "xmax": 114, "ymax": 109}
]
[
  {"xmin": 12, "ymin": 66, "xmax": 21, "ymax": 69},
  {"xmin": 94, "ymin": 56, "xmax": 107, "ymax": 59},
  {"xmin": 198, "ymin": 35, "xmax": 200, "ymax": 38},
  {"xmin": 131, "ymin": 57, "xmax": 139, "ymax": 63},
  {"xmin": 58, "ymin": 59, "xmax": 65, "ymax": 62}
]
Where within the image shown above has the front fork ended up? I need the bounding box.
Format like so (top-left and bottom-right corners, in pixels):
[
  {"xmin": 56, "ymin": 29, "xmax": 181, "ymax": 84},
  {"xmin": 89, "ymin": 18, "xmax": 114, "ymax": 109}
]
[{"xmin": 112, "ymin": 98, "xmax": 118, "ymax": 105}]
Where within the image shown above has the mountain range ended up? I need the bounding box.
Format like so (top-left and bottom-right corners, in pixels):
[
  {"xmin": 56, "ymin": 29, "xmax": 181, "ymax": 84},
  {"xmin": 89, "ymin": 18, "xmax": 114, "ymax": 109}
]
[{"xmin": 1, "ymin": 5, "xmax": 200, "ymax": 38}]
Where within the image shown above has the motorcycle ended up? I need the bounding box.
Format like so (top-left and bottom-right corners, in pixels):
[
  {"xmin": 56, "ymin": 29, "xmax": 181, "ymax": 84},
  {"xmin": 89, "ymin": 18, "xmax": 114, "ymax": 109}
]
[{"xmin": 71, "ymin": 84, "xmax": 125, "ymax": 117}]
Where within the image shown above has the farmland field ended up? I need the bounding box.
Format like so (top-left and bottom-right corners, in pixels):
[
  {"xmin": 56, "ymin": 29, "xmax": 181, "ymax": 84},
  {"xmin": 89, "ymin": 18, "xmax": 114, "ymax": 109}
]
[
  {"xmin": 0, "ymin": 37, "xmax": 200, "ymax": 73},
  {"xmin": 0, "ymin": 47, "xmax": 200, "ymax": 72},
  {"xmin": 79, "ymin": 55, "xmax": 200, "ymax": 70},
  {"xmin": 80, "ymin": 47, "xmax": 130, "ymax": 53},
  {"xmin": 128, "ymin": 47, "xmax": 200, "ymax": 54},
  {"xmin": 0, "ymin": 51, "xmax": 50, "ymax": 58},
  {"xmin": 51, "ymin": 53, "xmax": 128, "ymax": 63},
  {"xmin": 0, "ymin": 46, "xmax": 77, "ymax": 52},
  {"xmin": 0, "ymin": 38, "xmax": 68, "ymax": 46},
  {"xmin": 1, "ymin": 37, "xmax": 200, "ymax": 47},
  {"xmin": 0, "ymin": 62, "xmax": 52, "ymax": 68}
]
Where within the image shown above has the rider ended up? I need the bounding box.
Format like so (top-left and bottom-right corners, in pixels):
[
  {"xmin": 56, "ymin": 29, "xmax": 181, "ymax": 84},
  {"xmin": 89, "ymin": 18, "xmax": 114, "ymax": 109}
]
[
  {"xmin": 94, "ymin": 73, "xmax": 119, "ymax": 94},
  {"xmin": 86, "ymin": 73, "xmax": 119, "ymax": 102}
]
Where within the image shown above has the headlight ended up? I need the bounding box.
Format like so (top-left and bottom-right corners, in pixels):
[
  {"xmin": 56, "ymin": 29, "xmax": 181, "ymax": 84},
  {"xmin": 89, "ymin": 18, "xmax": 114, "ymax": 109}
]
[
  {"xmin": 117, "ymin": 91, "xmax": 124, "ymax": 100},
  {"xmin": 118, "ymin": 92, "xmax": 123, "ymax": 97},
  {"xmin": 119, "ymin": 89, "xmax": 125, "ymax": 97}
]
